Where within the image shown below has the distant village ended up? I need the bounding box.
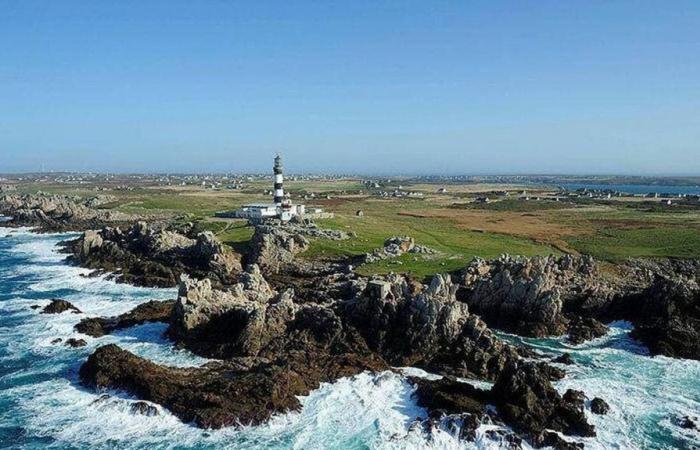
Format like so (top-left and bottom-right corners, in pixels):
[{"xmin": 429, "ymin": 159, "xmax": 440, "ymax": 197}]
[{"xmin": 1, "ymin": 172, "xmax": 699, "ymax": 209}]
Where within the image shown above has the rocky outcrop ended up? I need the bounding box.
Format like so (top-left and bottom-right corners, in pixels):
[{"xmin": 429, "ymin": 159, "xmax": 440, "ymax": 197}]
[
  {"xmin": 65, "ymin": 338, "xmax": 87, "ymax": 348},
  {"xmin": 590, "ymin": 397, "xmax": 610, "ymax": 415},
  {"xmin": 628, "ymin": 276, "xmax": 700, "ymax": 360},
  {"xmin": 81, "ymin": 267, "xmax": 600, "ymax": 448},
  {"xmin": 362, "ymin": 236, "xmax": 437, "ymax": 264},
  {"xmin": 412, "ymin": 370, "xmax": 593, "ymax": 450},
  {"xmin": 567, "ymin": 317, "xmax": 609, "ymax": 345},
  {"xmin": 169, "ymin": 265, "xmax": 284, "ymax": 357},
  {"xmin": 0, "ymin": 193, "xmax": 133, "ymax": 231},
  {"xmin": 79, "ymin": 344, "xmax": 386, "ymax": 428},
  {"xmin": 65, "ymin": 222, "xmax": 242, "ymax": 288},
  {"xmin": 75, "ymin": 300, "xmax": 175, "ymax": 337},
  {"xmin": 456, "ymin": 255, "xmax": 700, "ymax": 359},
  {"xmin": 457, "ymin": 255, "xmax": 607, "ymax": 339},
  {"xmin": 552, "ymin": 353, "xmax": 575, "ymax": 365},
  {"xmin": 492, "ymin": 360, "xmax": 595, "ymax": 447},
  {"xmin": 346, "ymin": 273, "xmax": 518, "ymax": 380},
  {"xmin": 248, "ymin": 225, "xmax": 310, "ymax": 274},
  {"xmin": 40, "ymin": 299, "xmax": 82, "ymax": 314}
]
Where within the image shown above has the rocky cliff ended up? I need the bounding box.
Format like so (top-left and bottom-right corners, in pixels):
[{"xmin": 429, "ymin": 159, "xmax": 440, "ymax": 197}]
[
  {"xmin": 457, "ymin": 254, "xmax": 700, "ymax": 359},
  {"xmin": 80, "ymin": 266, "xmax": 595, "ymax": 448}
]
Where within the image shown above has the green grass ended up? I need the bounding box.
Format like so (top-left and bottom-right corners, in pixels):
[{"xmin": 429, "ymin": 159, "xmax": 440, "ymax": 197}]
[
  {"xmin": 303, "ymin": 205, "xmax": 558, "ymax": 279},
  {"xmin": 452, "ymin": 198, "xmax": 578, "ymax": 212},
  {"xmin": 199, "ymin": 220, "xmax": 255, "ymax": 255},
  {"xmin": 567, "ymin": 227, "xmax": 700, "ymax": 261}
]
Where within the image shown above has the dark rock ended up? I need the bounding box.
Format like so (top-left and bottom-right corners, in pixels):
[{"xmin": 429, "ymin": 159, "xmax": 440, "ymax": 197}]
[
  {"xmin": 75, "ymin": 300, "xmax": 175, "ymax": 337},
  {"xmin": 51, "ymin": 338, "xmax": 63, "ymax": 344},
  {"xmin": 79, "ymin": 344, "xmax": 386, "ymax": 428},
  {"xmin": 567, "ymin": 316, "xmax": 608, "ymax": 345},
  {"xmin": 483, "ymin": 429, "xmax": 524, "ymax": 449},
  {"xmin": 30, "ymin": 305, "xmax": 41, "ymax": 310},
  {"xmin": 673, "ymin": 415, "xmax": 698, "ymax": 430},
  {"xmin": 65, "ymin": 338, "xmax": 87, "ymax": 348},
  {"xmin": 456, "ymin": 255, "xmax": 700, "ymax": 360},
  {"xmin": 629, "ymin": 277, "xmax": 700, "ymax": 360},
  {"xmin": 590, "ymin": 397, "xmax": 610, "ymax": 415},
  {"xmin": 552, "ymin": 353, "xmax": 575, "ymax": 365},
  {"xmin": 41, "ymin": 299, "xmax": 82, "ymax": 314},
  {"xmin": 345, "ymin": 273, "xmax": 520, "ymax": 380},
  {"xmin": 79, "ymin": 267, "xmax": 598, "ymax": 448},
  {"xmin": 411, "ymin": 376, "xmax": 490, "ymax": 417},
  {"xmin": 130, "ymin": 401, "xmax": 159, "ymax": 417},
  {"xmin": 538, "ymin": 431, "xmax": 584, "ymax": 450},
  {"xmin": 491, "ymin": 360, "xmax": 595, "ymax": 443},
  {"xmin": 64, "ymin": 222, "xmax": 242, "ymax": 288}
]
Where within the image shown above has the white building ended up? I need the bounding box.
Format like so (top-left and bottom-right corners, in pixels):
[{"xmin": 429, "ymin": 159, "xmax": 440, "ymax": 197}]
[{"xmin": 218, "ymin": 154, "xmax": 323, "ymax": 223}]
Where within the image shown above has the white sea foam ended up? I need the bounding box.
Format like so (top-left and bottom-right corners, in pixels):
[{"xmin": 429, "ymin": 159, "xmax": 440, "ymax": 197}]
[{"xmin": 9, "ymin": 369, "xmax": 523, "ymax": 450}]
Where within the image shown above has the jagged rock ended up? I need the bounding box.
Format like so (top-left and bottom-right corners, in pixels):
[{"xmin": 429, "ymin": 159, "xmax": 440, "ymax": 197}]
[
  {"xmin": 130, "ymin": 401, "xmax": 159, "ymax": 417},
  {"xmin": 411, "ymin": 376, "xmax": 490, "ymax": 418},
  {"xmin": 75, "ymin": 300, "xmax": 175, "ymax": 337},
  {"xmin": 457, "ymin": 255, "xmax": 700, "ymax": 360},
  {"xmin": 629, "ymin": 277, "xmax": 700, "ymax": 360},
  {"xmin": 673, "ymin": 415, "xmax": 698, "ymax": 430},
  {"xmin": 248, "ymin": 225, "xmax": 310, "ymax": 274},
  {"xmin": 457, "ymin": 255, "xmax": 602, "ymax": 338},
  {"xmin": 64, "ymin": 222, "xmax": 242, "ymax": 288},
  {"xmin": 65, "ymin": 338, "xmax": 87, "ymax": 348},
  {"xmin": 567, "ymin": 317, "xmax": 608, "ymax": 345},
  {"xmin": 0, "ymin": 193, "xmax": 133, "ymax": 231},
  {"xmin": 79, "ymin": 344, "xmax": 386, "ymax": 428},
  {"xmin": 41, "ymin": 299, "xmax": 82, "ymax": 314},
  {"xmin": 345, "ymin": 273, "xmax": 519, "ymax": 380},
  {"xmin": 552, "ymin": 353, "xmax": 575, "ymax": 365},
  {"xmin": 539, "ymin": 431, "xmax": 584, "ymax": 450},
  {"xmin": 80, "ymin": 267, "xmax": 601, "ymax": 448},
  {"xmin": 491, "ymin": 360, "xmax": 595, "ymax": 444},
  {"xmin": 590, "ymin": 397, "xmax": 610, "ymax": 415}
]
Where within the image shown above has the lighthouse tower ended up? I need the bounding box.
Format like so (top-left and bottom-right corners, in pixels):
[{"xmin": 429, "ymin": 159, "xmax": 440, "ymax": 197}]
[{"xmin": 273, "ymin": 154, "xmax": 284, "ymax": 205}]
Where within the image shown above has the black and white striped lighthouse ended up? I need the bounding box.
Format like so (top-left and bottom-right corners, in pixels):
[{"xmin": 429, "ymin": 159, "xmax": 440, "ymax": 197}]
[{"xmin": 273, "ymin": 154, "xmax": 284, "ymax": 205}]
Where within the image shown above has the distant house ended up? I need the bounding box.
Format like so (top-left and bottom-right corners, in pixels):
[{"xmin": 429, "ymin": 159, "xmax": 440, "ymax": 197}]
[
  {"xmin": 437, "ymin": 187, "xmax": 448, "ymax": 194},
  {"xmin": 475, "ymin": 196, "xmax": 490, "ymax": 204}
]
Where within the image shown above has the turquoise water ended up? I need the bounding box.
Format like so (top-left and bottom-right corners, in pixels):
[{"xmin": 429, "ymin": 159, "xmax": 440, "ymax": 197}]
[
  {"xmin": 0, "ymin": 228, "xmax": 698, "ymax": 449},
  {"xmin": 499, "ymin": 328, "xmax": 700, "ymax": 449}
]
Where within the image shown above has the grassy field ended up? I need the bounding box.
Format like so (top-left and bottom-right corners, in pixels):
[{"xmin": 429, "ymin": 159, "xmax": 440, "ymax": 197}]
[{"xmin": 11, "ymin": 177, "xmax": 700, "ymax": 277}]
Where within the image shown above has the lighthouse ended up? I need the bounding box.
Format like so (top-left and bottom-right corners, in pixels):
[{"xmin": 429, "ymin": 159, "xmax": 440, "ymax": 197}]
[
  {"xmin": 224, "ymin": 153, "xmax": 329, "ymax": 223},
  {"xmin": 273, "ymin": 154, "xmax": 284, "ymax": 205}
]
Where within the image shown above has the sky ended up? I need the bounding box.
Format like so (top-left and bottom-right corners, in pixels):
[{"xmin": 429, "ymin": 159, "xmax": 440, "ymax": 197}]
[{"xmin": 0, "ymin": 1, "xmax": 699, "ymax": 175}]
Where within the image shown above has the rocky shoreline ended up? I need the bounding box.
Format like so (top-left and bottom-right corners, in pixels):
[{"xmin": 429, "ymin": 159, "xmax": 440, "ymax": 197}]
[
  {"xmin": 456, "ymin": 254, "xmax": 700, "ymax": 360},
  {"xmin": 5, "ymin": 194, "xmax": 700, "ymax": 448},
  {"xmin": 0, "ymin": 193, "xmax": 153, "ymax": 232}
]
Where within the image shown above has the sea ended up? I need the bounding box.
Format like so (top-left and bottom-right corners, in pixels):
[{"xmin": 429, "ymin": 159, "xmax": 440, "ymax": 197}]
[{"xmin": 0, "ymin": 226, "xmax": 698, "ymax": 450}]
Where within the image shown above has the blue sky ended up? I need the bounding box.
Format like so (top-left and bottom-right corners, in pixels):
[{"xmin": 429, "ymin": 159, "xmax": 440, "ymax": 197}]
[{"xmin": 1, "ymin": 1, "xmax": 698, "ymax": 174}]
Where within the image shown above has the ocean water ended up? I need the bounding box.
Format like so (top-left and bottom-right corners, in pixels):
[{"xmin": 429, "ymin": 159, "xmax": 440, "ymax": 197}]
[{"xmin": 0, "ymin": 228, "xmax": 698, "ymax": 450}]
